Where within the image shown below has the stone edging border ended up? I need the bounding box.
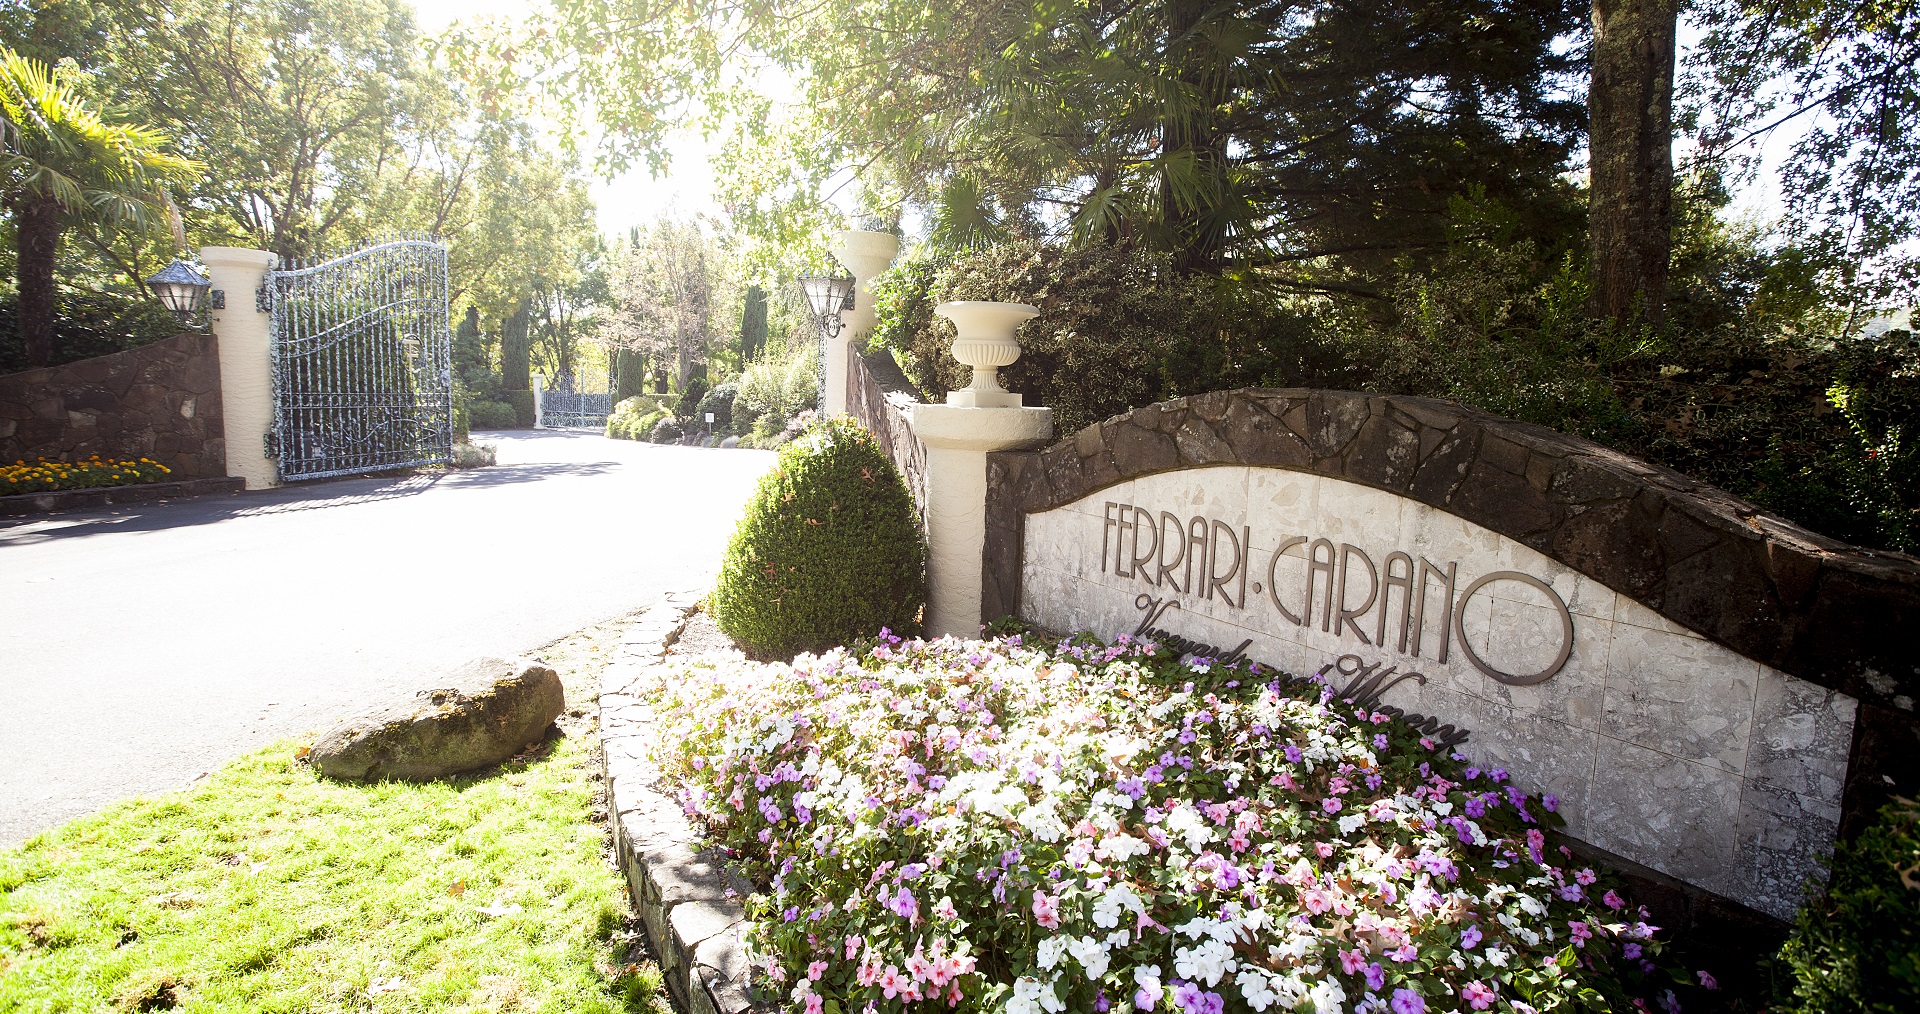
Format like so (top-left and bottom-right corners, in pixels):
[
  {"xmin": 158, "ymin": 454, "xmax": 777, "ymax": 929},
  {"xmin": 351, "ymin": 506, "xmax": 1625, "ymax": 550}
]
[
  {"xmin": 599, "ymin": 596, "xmax": 768, "ymax": 1014},
  {"xmin": 0, "ymin": 475, "xmax": 245, "ymax": 516}
]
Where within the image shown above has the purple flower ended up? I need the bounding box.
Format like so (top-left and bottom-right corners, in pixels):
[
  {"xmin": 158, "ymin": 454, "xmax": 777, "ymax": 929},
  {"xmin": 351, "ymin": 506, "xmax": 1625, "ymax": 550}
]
[
  {"xmin": 1390, "ymin": 988, "xmax": 1426, "ymax": 1014},
  {"xmin": 886, "ymin": 886, "xmax": 918, "ymax": 922},
  {"xmin": 783, "ymin": 907, "xmax": 800, "ymax": 922},
  {"xmin": 1283, "ymin": 744, "xmax": 1303, "ymax": 764},
  {"xmin": 1365, "ymin": 962, "xmax": 1386, "ymax": 991},
  {"xmin": 1134, "ymin": 988, "xmax": 1157, "ymax": 1011},
  {"xmin": 1459, "ymin": 924, "xmax": 1483, "ymax": 949}
]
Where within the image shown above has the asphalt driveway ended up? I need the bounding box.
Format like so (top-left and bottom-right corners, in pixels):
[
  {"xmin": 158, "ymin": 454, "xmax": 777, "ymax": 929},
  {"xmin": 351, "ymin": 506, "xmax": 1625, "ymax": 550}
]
[{"xmin": 0, "ymin": 430, "xmax": 774, "ymax": 845}]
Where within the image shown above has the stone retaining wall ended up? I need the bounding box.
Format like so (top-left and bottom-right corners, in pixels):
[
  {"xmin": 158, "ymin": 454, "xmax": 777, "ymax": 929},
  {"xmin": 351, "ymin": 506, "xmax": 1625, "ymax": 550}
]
[
  {"xmin": 981, "ymin": 387, "xmax": 1920, "ymax": 937},
  {"xmin": 0, "ymin": 475, "xmax": 244, "ymax": 516},
  {"xmin": 599, "ymin": 598, "xmax": 767, "ymax": 1014},
  {"xmin": 848, "ymin": 348, "xmax": 927, "ymax": 516},
  {"xmin": 0, "ymin": 332, "xmax": 228, "ymax": 479}
]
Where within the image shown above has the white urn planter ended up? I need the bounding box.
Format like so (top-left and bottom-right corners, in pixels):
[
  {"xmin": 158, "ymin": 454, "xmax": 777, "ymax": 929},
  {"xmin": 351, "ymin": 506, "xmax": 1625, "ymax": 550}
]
[{"xmin": 935, "ymin": 300, "xmax": 1039, "ymax": 408}]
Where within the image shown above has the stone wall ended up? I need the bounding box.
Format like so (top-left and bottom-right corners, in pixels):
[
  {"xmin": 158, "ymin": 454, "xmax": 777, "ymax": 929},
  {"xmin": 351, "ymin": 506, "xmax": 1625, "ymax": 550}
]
[
  {"xmin": 985, "ymin": 388, "xmax": 1920, "ymax": 934},
  {"xmin": 0, "ymin": 332, "xmax": 227, "ymax": 479},
  {"xmin": 847, "ymin": 347, "xmax": 927, "ymax": 516}
]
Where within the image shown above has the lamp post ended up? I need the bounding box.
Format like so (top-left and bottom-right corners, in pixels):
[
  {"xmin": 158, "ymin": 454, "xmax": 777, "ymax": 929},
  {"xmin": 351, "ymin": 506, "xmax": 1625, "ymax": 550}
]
[
  {"xmin": 144, "ymin": 258, "xmax": 213, "ymax": 325},
  {"xmin": 796, "ymin": 265, "xmax": 855, "ymax": 414}
]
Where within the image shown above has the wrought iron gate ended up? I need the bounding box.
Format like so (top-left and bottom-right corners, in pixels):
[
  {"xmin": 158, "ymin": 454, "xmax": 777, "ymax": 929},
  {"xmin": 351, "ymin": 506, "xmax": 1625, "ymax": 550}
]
[
  {"xmin": 264, "ymin": 239, "xmax": 454, "ymax": 481},
  {"xmin": 539, "ymin": 373, "xmax": 613, "ymax": 430}
]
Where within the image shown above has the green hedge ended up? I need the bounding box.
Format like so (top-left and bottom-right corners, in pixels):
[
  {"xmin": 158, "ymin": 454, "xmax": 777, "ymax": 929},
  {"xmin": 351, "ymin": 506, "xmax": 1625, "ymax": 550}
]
[
  {"xmin": 503, "ymin": 390, "xmax": 535, "ymax": 428},
  {"xmin": 711, "ymin": 418, "xmax": 925, "ymax": 659},
  {"xmin": 1771, "ymin": 798, "xmax": 1920, "ymax": 1012},
  {"xmin": 468, "ymin": 400, "xmax": 518, "ymax": 430}
]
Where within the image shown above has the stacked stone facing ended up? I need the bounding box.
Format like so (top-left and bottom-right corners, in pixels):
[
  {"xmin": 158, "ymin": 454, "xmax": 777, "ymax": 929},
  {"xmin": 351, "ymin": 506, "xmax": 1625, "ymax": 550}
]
[
  {"xmin": 599, "ymin": 597, "xmax": 769, "ymax": 1014},
  {"xmin": 0, "ymin": 332, "xmax": 228, "ymax": 480}
]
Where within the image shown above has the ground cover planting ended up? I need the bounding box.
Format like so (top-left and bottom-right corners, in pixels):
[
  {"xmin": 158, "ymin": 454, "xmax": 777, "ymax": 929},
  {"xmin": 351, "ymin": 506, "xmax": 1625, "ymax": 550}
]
[
  {"xmin": 651, "ymin": 631, "xmax": 1698, "ymax": 1014},
  {"xmin": 1, "ymin": 456, "xmax": 172, "ymax": 496}
]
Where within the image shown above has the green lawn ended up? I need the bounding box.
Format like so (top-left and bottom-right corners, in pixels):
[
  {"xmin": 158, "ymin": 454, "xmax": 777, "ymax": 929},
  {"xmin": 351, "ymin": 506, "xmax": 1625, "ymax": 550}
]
[{"xmin": 0, "ymin": 733, "xmax": 666, "ymax": 1013}]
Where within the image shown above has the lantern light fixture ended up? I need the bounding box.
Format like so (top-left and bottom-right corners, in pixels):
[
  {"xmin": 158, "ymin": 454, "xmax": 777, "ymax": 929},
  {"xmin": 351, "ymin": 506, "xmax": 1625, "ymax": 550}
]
[
  {"xmin": 144, "ymin": 258, "xmax": 212, "ymax": 323},
  {"xmin": 796, "ymin": 266, "xmax": 856, "ymax": 339}
]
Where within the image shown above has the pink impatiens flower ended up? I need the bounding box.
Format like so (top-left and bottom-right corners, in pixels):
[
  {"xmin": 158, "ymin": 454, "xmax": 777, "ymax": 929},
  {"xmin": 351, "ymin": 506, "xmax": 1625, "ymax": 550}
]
[
  {"xmin": 878, "ymin": 966, "xmax": 905, "ymax": 999},
  {"xmin": 1302, "ymin": 888, "xmax": 1334, "ymax": 914},
  {"xmin": 805, "ymin": 994, "xmax": 824, "ymax": 1014},
  {"xmin": 1032, "ymin": 890, "xmax": 1061, "ymax": 929},
  {"xmin": 1461, "ymin": 982, "xmax": 1496, "ymax": 1010},
  {"xmin": 1339, "ymin": 948, "xmax": 1368, "ymax": 974}
]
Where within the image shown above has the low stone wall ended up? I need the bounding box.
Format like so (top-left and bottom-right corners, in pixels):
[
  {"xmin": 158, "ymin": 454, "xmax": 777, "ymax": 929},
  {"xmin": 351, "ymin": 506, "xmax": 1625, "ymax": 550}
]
[
  {"xmin": 599, "ymin": 598, "xmax": 766, "ymax": 1014},
  {"xmin": 981, "ymin": 386, "xmax": 1920, "ymax": 941},
  {"xmin": 0, "ymin": 475, "xmax": 244, "ymax": 516},
  {"xmin": 847, "ymin": 348, "xmax": 927, "ymax": 515},
  {"xmin": 0, "ymin": 332, "xmax": 227, "ymax": 479}
]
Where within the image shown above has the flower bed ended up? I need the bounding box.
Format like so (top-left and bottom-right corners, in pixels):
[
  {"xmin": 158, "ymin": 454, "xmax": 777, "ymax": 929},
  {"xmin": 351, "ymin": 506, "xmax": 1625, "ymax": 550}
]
[
  {"xmin": 1, "ymin": 455, "xmax": 172, "ymax": 496},
  {"xmin": 648, "ymin": 632, "xmax": 1697, "ymax": 1014}
]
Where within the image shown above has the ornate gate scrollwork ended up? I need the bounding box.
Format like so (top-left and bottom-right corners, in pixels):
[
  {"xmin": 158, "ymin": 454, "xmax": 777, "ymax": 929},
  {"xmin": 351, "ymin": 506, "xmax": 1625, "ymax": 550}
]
[{"xmin": 265, "ymin": 239, "xmax": 454, "ymax": 481}]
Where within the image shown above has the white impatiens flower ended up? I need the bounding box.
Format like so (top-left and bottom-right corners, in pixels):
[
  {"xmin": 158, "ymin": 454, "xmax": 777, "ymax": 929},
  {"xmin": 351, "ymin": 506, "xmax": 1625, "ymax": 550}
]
[
  {"xmin": 1091, "ymin": 883, "xmax": 1146, "ymax": 929},
  {"xmin": 1308, "ymin": 976, "xmax": 1346, "ymax": 1014},
  {"xmin": 1337, "ymin": 813, "xmax": 1366, "ymax": 835},
  {"xmin": 1067, "ymin": 935, "xmax": 1111, "ymax": 979},
  {"xmin": 1164, "ymin": 805, "xmax": 1215, "ymax": 851},
  {"xmin": 1036, "ymin": 936, "xmax": 1068, "ymax": 971},
  {"xmin": 1095, "ymin": 833, "xmax": 1149, "ymax": 862},
  {"xmin": 1174, "ymin": 938, "xmax": 1237, "ymax": 986},
  {"xmin": 1008, "ymin": 977, "xmax": 1048, "ymax": 1014},
  {"xmin": 1485, "ymin": 946, "xmax": 1511, "ymax": 967},
  {"xmin": 1237, "ymin": 968, "xmax": 1279, "ymax": 1012},
  {"xmin": 1018, "ymin": 800, "xmax": 1067, "ymax": 843}
]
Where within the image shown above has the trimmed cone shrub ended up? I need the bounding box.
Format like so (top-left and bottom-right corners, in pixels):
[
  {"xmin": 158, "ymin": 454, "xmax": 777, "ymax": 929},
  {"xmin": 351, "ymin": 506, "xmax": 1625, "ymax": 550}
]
[{"xmin": 712, "ymin": 417, "xmax": 925, "ymax": 659}]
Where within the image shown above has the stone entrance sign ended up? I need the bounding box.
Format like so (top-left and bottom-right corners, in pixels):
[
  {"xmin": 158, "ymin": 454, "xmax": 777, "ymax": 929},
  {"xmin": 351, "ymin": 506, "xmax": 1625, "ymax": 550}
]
[
  {"xmin": 980, "ymin": 388, "xmax": 1920, "ymax": 926},
  {"xmin": 1022, "ymin": 465, "xmax": 1852, "ymax": 919}
]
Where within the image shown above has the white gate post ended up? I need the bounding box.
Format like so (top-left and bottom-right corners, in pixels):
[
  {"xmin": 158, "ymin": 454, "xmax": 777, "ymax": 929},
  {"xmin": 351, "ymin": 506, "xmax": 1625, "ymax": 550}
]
[
  {"xmin": 827, "ymin": 230, "xmax": 900, "ymax": 416},
  {"xmin": 532, "ymin": 375, "xmax": 545, "ymax": 428},
  {"xmin": 201, "ymin": 246, "xmax": 278, "ymax": 489},
  {"xmin": 910, "ymin": 301, "xmax": 1052, "ymax": 638}
]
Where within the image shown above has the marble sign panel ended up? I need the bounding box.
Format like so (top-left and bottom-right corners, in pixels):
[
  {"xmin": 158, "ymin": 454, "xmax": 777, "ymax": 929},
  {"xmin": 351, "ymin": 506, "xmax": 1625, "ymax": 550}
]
[{"xmin": 1019, "ymin": 465, "xmax": 1856, "ymax": 919}]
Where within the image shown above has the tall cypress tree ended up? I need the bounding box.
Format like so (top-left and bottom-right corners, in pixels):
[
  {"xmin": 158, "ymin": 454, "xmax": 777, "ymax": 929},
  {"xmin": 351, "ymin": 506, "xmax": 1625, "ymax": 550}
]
[
  {"xmin": 501, "ymin": 301, "xmax": 531, "ymax": 391},
  {"xmin": 739, "ymin": 285, "xmax": 768, "ymax": 361}
]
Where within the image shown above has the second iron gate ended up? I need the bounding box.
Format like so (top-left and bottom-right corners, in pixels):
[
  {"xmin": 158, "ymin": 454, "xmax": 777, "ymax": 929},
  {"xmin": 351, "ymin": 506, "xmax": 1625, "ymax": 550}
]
[{"xmin": 263, "ymin": 238, "xmax": 455, "ymax": 481}]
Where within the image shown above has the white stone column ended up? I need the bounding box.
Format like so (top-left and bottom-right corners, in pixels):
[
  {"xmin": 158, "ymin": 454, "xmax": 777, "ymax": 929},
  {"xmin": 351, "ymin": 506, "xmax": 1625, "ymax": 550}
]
[
  {"xmin": 910, "ymin": 301, "xmax": 1052, "ymax": 638},
  {"xmin": 826, "ymin": 230, "xmax": 900, "ymax": 416},
  {"xmin": 201, "ymin": 246, "xmax": 277, "ymax": 489},
  {"xmin": 531, "ymin": 375, "xmax": 545, "ymax": 429}
]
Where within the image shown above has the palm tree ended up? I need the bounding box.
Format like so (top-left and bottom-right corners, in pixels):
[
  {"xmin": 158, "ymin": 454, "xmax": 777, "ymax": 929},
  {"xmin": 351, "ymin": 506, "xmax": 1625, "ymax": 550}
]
[{"xmin": 0, "ymin": 49, "xmax": 201, "ymax": 368}]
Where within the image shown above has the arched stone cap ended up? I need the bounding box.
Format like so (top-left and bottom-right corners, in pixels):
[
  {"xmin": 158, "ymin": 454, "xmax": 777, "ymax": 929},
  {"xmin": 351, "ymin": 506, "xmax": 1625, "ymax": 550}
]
[{"xmin": 983, "ymin": 388, "xmax": 1920, "ymax": 712}]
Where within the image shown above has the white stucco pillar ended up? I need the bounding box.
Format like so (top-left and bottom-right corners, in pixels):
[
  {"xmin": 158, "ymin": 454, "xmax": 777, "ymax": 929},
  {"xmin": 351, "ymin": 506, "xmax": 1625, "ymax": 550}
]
[
  {"xmin": 911, "ymin": 301, "xmax": 1052, "ymax": 637},
  {"xmin": 201, "ymin": 246, "xmax": 277, "ymax": 489},
  {"xmin": 826, "ymin": 230, "xmax": 900, "ymax": 416},
  {"xmin": 531, "ymin": 375, "xmax": 545, "ymax": 428}
]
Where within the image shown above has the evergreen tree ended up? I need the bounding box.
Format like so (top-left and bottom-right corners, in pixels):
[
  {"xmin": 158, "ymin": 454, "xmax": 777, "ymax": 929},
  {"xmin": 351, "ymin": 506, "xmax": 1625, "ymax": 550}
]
[
  {"xmin": 500, "ymin": 301, "xmax": 531, "ymax": 391},
  {"xmin": 739, "ymin": 284, "xmax": 768, "ymax": 362}
]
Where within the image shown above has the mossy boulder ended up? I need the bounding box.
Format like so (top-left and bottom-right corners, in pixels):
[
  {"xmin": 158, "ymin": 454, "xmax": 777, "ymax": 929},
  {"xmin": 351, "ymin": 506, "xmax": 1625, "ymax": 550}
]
[
  {"xmin": 309, "ymin": 657, "xmax": 563, "ymax": 781},
  {"xmin": 712, "ymin": 418, "xmax": 926, "ymax": 660}
]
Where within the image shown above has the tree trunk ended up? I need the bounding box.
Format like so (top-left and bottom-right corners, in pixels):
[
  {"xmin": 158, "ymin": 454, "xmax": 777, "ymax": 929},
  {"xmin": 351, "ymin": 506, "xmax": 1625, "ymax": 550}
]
[
  {"xmin": 1588, "ymin": 0, "xmax": 1677, "ymax": 326},
  {"xmin": 15, "ymin": 195, "xmax": 63, "ymax": 369}
]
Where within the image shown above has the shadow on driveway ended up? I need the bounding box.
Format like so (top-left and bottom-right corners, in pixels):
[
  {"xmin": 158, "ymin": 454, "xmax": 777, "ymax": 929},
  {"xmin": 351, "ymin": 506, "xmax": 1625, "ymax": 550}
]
[{"xmin": 0, "ymin": 461, "xmax": 616, "ymax": 547}]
